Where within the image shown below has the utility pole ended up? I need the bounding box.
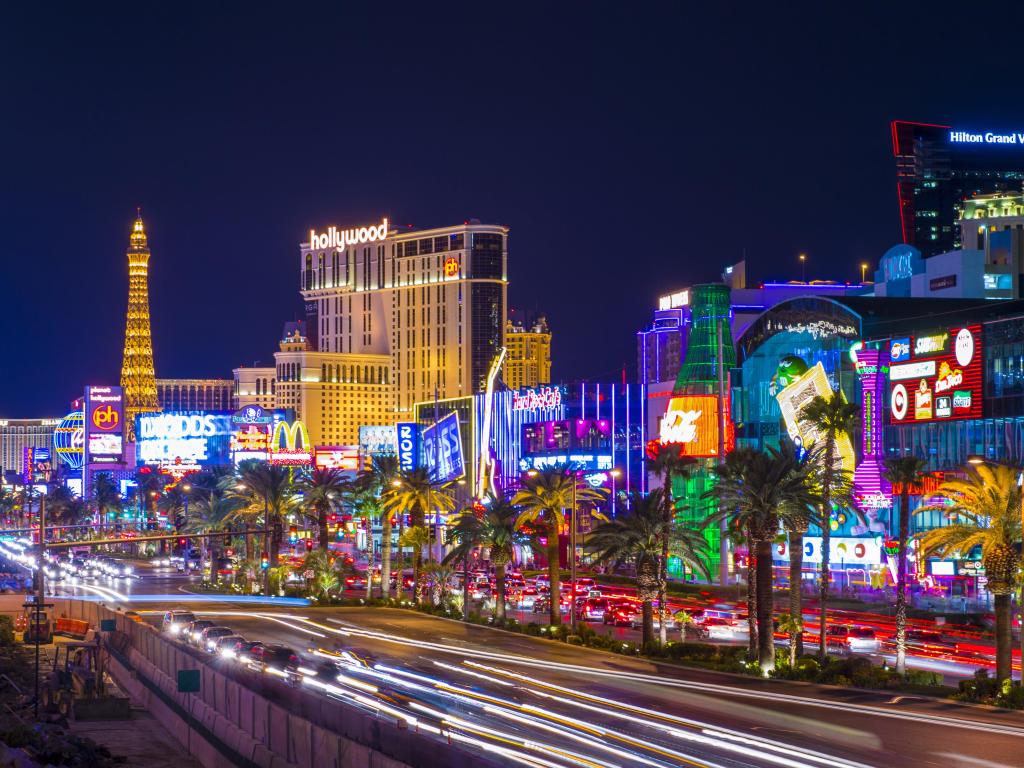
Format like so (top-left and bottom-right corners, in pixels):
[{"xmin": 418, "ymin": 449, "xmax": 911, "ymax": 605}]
[
  {"xmin": 33, "ymin": 492, "xmax": 45, "ymax": 720},
  {"xmin": 570, "ymin": 474, "xmax": 578, "ymax": 636}
]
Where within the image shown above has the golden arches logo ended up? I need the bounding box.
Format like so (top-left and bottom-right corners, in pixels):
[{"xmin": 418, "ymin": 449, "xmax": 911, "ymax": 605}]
[{"xmin": 271, "ymin": 420, "xmax": 311, "ymax": 452}]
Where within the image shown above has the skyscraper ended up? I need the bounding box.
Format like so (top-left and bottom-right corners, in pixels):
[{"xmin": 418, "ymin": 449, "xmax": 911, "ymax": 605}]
[
  {"xmin": 892, "ymin": 120, "xmax": 1024, "ymax": 257},
  {"xmin": 504, "ymin": 315, "xmax": 551, "ymax": 390},
  {"xmin": 119, "ymin": 213, "xmax": 159, "ymax": 441}
]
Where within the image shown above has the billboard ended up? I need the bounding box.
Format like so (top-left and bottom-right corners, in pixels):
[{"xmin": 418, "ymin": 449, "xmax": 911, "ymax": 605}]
[
  {"xmin": 396, "ymin": 422, "xmax": 419, "ymax": 472},
  {"xmin": 84, "ymin": 386, "xmax": 124, "ymax": 464},
  {"xmin": 422, "ymin": 412, "xmax": 465, "ymax": 484},
  {"xmin": 359, "ymin": 425, "xmax": 397, "ymax": 458},
  {"xmin": 888, "ymin": 324, "xmax": 983, "ymax": 425},
  {"xmin": 23, "ymin": 447, "xmax": 52, "ymax": 484},
  {"xmin": 775, "ymin": 362, "xmax": 855, "ymax": 474},
  {"xmin": 54, "ymin": 411, "xmax": 85, "ymax": 471},
  {"xmin": 136, "ymin": 411, "xmax": 233, "ymax": 467},
  {"xmin": 268, "ymin": 420, "xmax": 312, "ymax": 465},
  {"xmin": 314, "ymin": 446, "xmax": 360, "ymax": 471},
  {"xmin": 657, "ymin": 394, "xmax": 733, "ymax": 458}
]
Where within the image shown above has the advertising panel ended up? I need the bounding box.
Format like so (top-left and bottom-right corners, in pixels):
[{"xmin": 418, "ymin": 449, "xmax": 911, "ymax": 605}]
[
  {"xmin": 84, "ymin": 386, "xmax": 124, "ymax": 464},
  {"xmin": 774, "ymin": 536, "xmax": 881, "ymax": 565},
  {"xmin": 888, "ymin": 324, "xmax": 983, "ymax": 425},
  {"xmin": 268, "ymin": 420, "xmax": 312, "ymax": 465},
  {"xmin": 314, "ymin": 446, "xmax": 359, "ymax": 471},
  {"xmin": 23, "ymin": 447, "xmax": 52, "ymax": 484},
  {"xmin": 775, "ymin": 362, "xmax": 855, "ymax": 474},
  {"xmin": 54, "ymin": 411, "xmax": 85, "ymax": 471},
  {"xmin": 359, "ymin": 425, "xmax": 397, "ymax": 457},
  {"xmin": 136, "ymin": 411, "xmax": 233, "ymax": 467},
  {"xmin": 396, "ymin": 422, "xmax": 419, "ymax": 472},
  {"xmin": 422, "ymin": 412, "xmax": 465, "ymax": 484},
  {"xmin": 657, "ymin": 394, "xmax": 733, "ymax": 458}
]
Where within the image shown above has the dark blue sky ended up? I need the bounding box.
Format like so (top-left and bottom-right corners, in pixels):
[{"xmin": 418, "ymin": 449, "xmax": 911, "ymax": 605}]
[{"xmin": 1, "ymin": 2, "xmax": 1021, "ymax": 414}]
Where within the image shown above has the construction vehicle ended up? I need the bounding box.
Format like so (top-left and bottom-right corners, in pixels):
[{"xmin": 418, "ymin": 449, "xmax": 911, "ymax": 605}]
[
  {"xmin": 40, "ymin": 640, "xmax": 130, "ymax": 719},
  {"xmin": 21, "ymin": 601, "xmax": 53, "ymax": 644}
]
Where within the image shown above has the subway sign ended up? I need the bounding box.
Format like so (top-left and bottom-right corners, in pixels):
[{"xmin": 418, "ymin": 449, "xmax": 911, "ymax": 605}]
[{"xmin": 888, "ymin": 325, "xmax": 983, "ymax": 424}]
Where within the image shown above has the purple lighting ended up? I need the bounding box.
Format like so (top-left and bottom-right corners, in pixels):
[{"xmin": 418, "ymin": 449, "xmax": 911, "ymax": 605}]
[{"xmin": 851, "ymin": 347, "xmax": 890, "ymax": 535}]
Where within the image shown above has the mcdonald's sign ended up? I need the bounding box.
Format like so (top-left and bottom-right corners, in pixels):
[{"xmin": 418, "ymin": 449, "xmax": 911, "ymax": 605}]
[{"xmin": 268, "ymin": 419, "xmax": 312, "ymax": 465}]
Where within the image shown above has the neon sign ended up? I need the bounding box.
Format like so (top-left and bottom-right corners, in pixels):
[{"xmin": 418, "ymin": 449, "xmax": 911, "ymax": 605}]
[
  {"xmin": 949, "ymin": 130, "xmax": 1024, "ymax": 145},
  {"xmin": 657, "ymin": 394, "xmax": 732, "ymax": 457},
  {"xmin": 269, "ymin": 420, "xmax": 312, "ymax": 465},
  {"xmin": 443, "ymin": 257, "xmax": 459, "ymax": 277},
  {"xmin": 512, "ymin": 386, "xmax": 562, "ymax": 412},
  {"xmin": 136, "ymin": 412, "xmax": 233, "ymax": 467},
  {"xmin": 889, "ymin": 325, "xmax": 982, "ymax": 424},
  {"xmin": 308, "ymin": 218, "xmax": 388, "ymax": 251}
]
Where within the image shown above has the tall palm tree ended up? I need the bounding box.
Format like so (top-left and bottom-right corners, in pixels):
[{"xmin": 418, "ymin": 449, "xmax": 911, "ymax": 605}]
[
  {"xmin": 648, "ymin": 443, "xmax": 698, "ymax": 644},
  {"xmin": 706, "ymin": 443, "xmax": 819, "ymax": 674},
  {"xmin": 381, "ymin": 468, "xmax": 454, "ymax": 603},
  {"xmin": 295, "ymin": 466, "xmax": 348, "ymax": 551},
  {"xmin": 714, "ymin": 448, "xmax": 760, "ymax": 655},
  {"xmin": 882, "ymin": 454, "xmax": 930, "ymax": 675},
  {"xmin": 0, "ymin": 486, "xmax": 16, "ymax": 528},
  {"xmin": 184, "ymin": 491, "xmax": 240, "ymax": 582},
  {"xmin": 45, "ymin": 485, "xmax": 78, "ymax": 527},
  {"xmin": 359, "ymin": 456, "xmax": 399, "ymax": 597},
  {"xmin": 915, "ymin": 463, "xmax": 1022, "ymax": 685},
  {"xmin": 444, "ymin": 494, "xmax": 525, "ymax": 621},
  {"xmin": 588, "ymin": 491, "xmax": 709, "ymax": 646},
  {"xmin": 799, "ymin": 391, "xmax": 859, "ymax": 659},
  {"xmin": 91, "ymin": 473, "xmax": 123, "ymax": 534},
  {"xmin": 513, "ymin": 467, "xmax": 604, "ymax": 625},
  {"xmin": 228, "ymin": 461, "xmax": 294, "ymax": 570}
]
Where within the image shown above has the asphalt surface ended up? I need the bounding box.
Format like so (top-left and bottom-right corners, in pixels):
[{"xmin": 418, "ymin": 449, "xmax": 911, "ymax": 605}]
[{"xmin": 35, "ymin": 560, "xmax": 1024, "ymax": 768}]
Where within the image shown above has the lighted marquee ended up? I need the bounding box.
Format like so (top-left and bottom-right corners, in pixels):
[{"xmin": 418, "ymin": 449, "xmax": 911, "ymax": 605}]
[
  {"xmin": 314, "ymin": 446, "xmax": 359, "ymax": 471},
  {"xmin": 850, "ymin": 347, "xmax": 891, "ymax": 534},
  {"xmin": 268, "ymin": 420, "xmax": 312, "ymax": 465},
  {"xmin": 136, "ymin": 412, "xmax": 233, "ymax": 467},
  {"xmin": 84, "ymin": 385, "xmax": 124, "ymax": 464},
  {"xmin": 54, "ymin": 411, "xmax": 85, "ymax": 471},
  {"xmin": 775, "ymin": 362, "xmax": 855, "ymax": 475},
  {"xmin": 657, "ymin": 394, "xmax": 733, "ymax": 458},
  {"xmin": 512, "ymin": 386, "xmax": 562, "ymax": 412},
  {"xmin": 888, "ymin": 325, "xmax": 983, "ymax": 425}
]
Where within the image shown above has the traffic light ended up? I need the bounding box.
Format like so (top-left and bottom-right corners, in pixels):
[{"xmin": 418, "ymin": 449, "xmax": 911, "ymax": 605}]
[
  {"xmin": 260, "ymin": 553, "xmax": 269, "ymax": 570},
  {"xmin": 288, "ymin": 525, "xmax": 298, "ymax": 543},
  {"xmin": 178, "ymin": 538, "xmax": 187, "ymax": 548},
  {"xmin": 304, "ymin": 539, "xmax": 314, "ymax": 552}
]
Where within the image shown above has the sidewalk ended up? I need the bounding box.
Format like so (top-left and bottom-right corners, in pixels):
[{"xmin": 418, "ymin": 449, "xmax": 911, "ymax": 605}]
[{"xmin": 69, "ymin": 707, "xmax": 202, "ymax": 768}]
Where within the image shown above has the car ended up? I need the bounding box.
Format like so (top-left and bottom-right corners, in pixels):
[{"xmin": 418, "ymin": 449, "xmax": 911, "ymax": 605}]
[
  {"xmin": 827, "ymin": 625, "xmax": 879, "ymax": 654},
  {"xmin": 201, "ymin": 626, "xmax": 235, "ymax": 652},
  {"xmin": 344, "ymin": 573, "xmax": 368, "ymax": 590},
  {"xmin": 185, "ymin": 619, "xmax": 216, "ymax": 644},
  {"xmin": 210, "ymin": 634, "xmax": 246, "ymax": 656},
  {"xmin": 704, "ymin": 617, "xmax": 749, "ymax": 640},
  {"xmin": 162, "ymin": 611, "xmax": 196, "ymax": 636},
  {"xmin": 906, "ymin": 629, "xmax": 947, "ymax": 644},
  {"xmin": 619, "ymin": 602, "xmax": 677, "ymax": 630},
  {"xmin": 228, "ymin": 639, "xmax": 263, "ymax": 662},
  {"xmin": 247, "ymin": 643, "xmax": 300, "ymax": 677},
  {"xmin": 576, "ymin": 598, "xmax": 611, "ymax": 622},
  {"xmin": 603, "ymin": 600, "xmax": 635, "ymax": 626},
  {"xmin": 567, "ymin": 578, "xmax": 596, "ymax": 595}
]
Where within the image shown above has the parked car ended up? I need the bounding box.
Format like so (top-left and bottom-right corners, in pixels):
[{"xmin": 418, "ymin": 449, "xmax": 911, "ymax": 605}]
[
  {"xmin": 162, "ymin": 611, "xmax": 196, "ymax": 636},
  {"xmin": 827, "ymin": 625, "xmax": 879, "ymax": 654}
]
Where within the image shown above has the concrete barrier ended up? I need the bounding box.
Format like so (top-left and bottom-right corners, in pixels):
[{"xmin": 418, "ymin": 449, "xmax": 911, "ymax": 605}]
[{"xmin": 51, "ymin": 600, "xmax": 496, "ymax": 768}]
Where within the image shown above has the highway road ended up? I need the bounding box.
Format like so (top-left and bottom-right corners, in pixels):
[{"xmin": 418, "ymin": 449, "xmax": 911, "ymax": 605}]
[{"xmin": 7, "ymin": 549, "xmax": 1024, "ymax": 767}]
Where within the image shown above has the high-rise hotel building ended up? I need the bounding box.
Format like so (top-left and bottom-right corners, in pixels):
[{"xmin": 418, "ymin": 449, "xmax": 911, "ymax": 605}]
[{"xmin": 300, "ymin": 218, "xmax": 508, "ymax": 415}]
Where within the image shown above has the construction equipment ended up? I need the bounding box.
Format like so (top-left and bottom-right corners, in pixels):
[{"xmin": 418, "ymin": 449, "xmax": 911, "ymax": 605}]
[
  {"xmin": 40, "ymin": 640, "xmax": 130, "ymax": 720},
  {"xmin": 21, "ymin": 601, "xmax": 53, "ymax": 645}
]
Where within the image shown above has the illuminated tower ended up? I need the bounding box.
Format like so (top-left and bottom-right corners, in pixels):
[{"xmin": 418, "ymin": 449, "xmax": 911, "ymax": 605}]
[{"xmin": 119, "ymin": 212, "xmax": 159, "ymax": 441}]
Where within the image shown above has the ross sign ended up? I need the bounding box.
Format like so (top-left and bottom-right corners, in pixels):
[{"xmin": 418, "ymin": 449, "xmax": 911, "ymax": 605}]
[
  {"xmin": 423, "ymin": 412, "xmax": 465, "ymax": 484},
  {"xmin": 314, "ymin": 446, "xmax": 359, "ymax": 471},
  {"xmin": 84, "ymin": 386, "xmax": 124, "ymax": 464},
  {"xmin": 136, "ymin": 412, "xmax": 233, "ymax": 467},
  {"xmin": 512, "ymin": 386, "xmax": 563, "ymax": 412},
  {"xmin": 396, "ymin": 423, "xmax": 419, "ymax": 472},
  {"xmin": 268, "ymin": 420, "xmax": 312, "ymax": 465},
  {"xmin": 308, "ymin": 218, "xmax": 388, "ymax": 251},
  {"xmin": 889, "ymin": 325, "xmax": 982, "ymax": 424},
  {"xmin": 657, "ymin": 394, "xmax": 733, "ymax": 457}
]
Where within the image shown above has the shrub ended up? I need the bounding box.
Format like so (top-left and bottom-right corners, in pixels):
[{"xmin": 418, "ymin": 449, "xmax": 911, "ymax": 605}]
[
  {"xmin": 566, "ymin": 635, "xmax": 584, "ymax": 645},
  {"xmin": 0, "ymin": 615, "xmax": 14, "ymax": 646}
]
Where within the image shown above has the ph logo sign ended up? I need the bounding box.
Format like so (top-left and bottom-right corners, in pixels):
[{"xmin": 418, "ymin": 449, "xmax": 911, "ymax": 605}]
[{"xmin": 92, "ymin": 405, "xmax": 120, "ymax": 431}]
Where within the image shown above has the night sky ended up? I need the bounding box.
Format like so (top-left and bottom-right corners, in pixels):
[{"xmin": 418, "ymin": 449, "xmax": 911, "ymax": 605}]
[{"xmin": 3, "ymin": 2, "xmax": 1023, "ymax": 415}]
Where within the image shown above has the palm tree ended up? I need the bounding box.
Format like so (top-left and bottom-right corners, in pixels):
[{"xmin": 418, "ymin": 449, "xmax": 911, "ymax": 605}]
[
  {"xmin": 915, "ymin": 463, "xmax": 1022, "ymax": 685},
  {"xmin": 295, "ymin": 467, "xmax": 348, "ymax": 551},
  {"xmin": 45, "ymin": 485, "xmax": 78, "ymax": 527},
  {"xmin": 358, "ymin": 455, "xmax": 399, "ymax": 598},
  {"xmin": 588, "ymin": 491, "xmax": 709, "ymax": 646},
  {"xmin": 799, "ymin": 391, "xmax": 859, "ymax": 660},
  {"xmin": 444, "ymin": 494, "xmax": 525, "ymax": 622},
  {"xmin": 706, "ymin": 443, "xmax": 819, "ymax": 674},
  {"xmin": 882, "ymin": 454, "xmax": 930, "ymax": 675},
  {"xmin": 648, "ymin": 443, "xmax": 698, "ymax": 644},
  {"xmin": 184, "ymin": 488, "xmax": 241, "ymax": 583},
  {"xmin": 228, "ymin": 461, "xmax": 294, "ymax": 579},
  {"xmin": 91, "ymin": 473, "xmax": 123, "ymax": 534},
  {"xmin": 382, "ymin": 468, "xmax": 454, "ymax": 603},
  {"xmin": 0, "ymin": 486, "xmax": 16, "ymax": 528},
  {"xmin": 777, "ymin": 613, "xmax": 804, "ymax": 667},
  {"xmin": 512, "ymin": 467, "xmax": 604, "ymax": 625}
]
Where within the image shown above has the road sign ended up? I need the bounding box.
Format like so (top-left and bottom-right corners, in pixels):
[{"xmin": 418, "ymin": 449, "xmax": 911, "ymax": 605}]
[
  {"xmin": 100, "ymin": 619, "xmax": 116, "ymax": 632},
  {"xmin": 177, "ymin": 669, "xmax": 200, "ymax": 693}
]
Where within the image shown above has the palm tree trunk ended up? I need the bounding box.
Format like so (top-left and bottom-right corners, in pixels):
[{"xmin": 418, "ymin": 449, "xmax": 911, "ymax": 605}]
[
  {"xmin": 318, "ymin": 507, "xmax": 330, "ymax": 551},
  {"xmin": 396, "ymin": 515, "xmax": 405, "ymax": 600},
  {"xmin": 755, "ymin": 538, "xmax": 776, "ymax": 674},
  {"xmin": 746, "ymin": 546, "xmax": 758, "ymax": 656},
  {"xmin": 818, "ymin": 441, "xmax": 835, "ymax": 660},
  {"xmin": 995, "ymin": 592, "xmax": 1012, "ymax": 684},
  {"xmin": 270, "ymin": 512, "xmax": 283, "ymax": 566},
  {"xmin": 548, "ymin": 518, "xmax": 561, "ymax": 626},
  {"xmin": 380, "ymin": 514, "xmax": 392, "ymax": 600},
  {"xmin": 659, "ymin": 472, "xmax": 673, "ymax": 646},
  {"xmin": 641, "ymin": 599, "xmax": 654, "ymax": 647},
  {"xmin": 365, "ymin": 521, "xmax": 374, "ymax": 601},
  {"xmin": 495, "ymin": 561, "xmax": 507, "ymax": 622},
  {"xmin": 895, "ymin": 488, "xmax": 910, "ymax": 675},
  {"xmin": 788, "ymin": 529, "xmax": 804, "ymax": 657}
]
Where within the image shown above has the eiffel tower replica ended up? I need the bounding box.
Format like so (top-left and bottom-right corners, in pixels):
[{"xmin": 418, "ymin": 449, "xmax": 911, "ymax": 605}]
[{"xmin": 119, "ymin": 211, "xmax": 160, "ymax": 442}]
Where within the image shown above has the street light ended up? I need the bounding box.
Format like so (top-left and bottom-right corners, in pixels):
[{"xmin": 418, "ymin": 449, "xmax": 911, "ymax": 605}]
[
  {"xmin": 799, "ymin": 253, "xmax": 807, "ymax": 283},
  {"xmin": 860, "ymin": 263, "xmax": 869, "ymax": 283},
  {"xmin": 967, "ymin": 455, "xmax": 986, "ymax": 465}
]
